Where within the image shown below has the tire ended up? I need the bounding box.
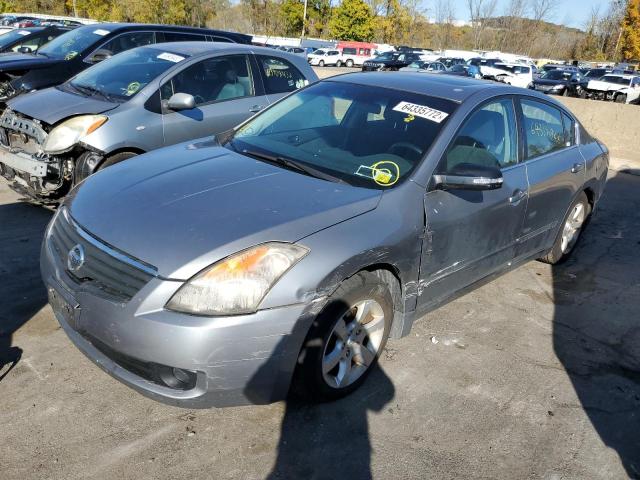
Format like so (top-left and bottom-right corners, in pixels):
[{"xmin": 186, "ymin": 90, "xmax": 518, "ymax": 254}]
[
  {"xmin": 615, "ymin": 94, "xmax": 627, "ymax": 104},
  {"xmin": 580, "ymin": 90, "xmax": 587, "ymax": 99},
  {"xmin": 336, "ymin": 60, "xmax": 342, "ymax": 67},
  {"xmin": 539, "ymin": 192, "xmax": 591, "ymax": 265},
  {"xmin": 292, "ymin": 271, "xmax": 393, "ymax": 402},
  {"xmin": 346, "ymin": 59, "xmax": 354, "ymax": 68},
  {"xmin": 318, "ymin": 60, "xmax": 324, "ymax": 67},
  {"xmin": 99, "ymin": 151, "xmax": 137, "ymax": 170},
  {"xmin": 563, "ymin": 88, "xmax": 570, "ymax": 97}
]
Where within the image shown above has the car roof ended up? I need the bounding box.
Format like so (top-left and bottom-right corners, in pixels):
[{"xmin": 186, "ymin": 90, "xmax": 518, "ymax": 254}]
[
  {"xmin": 327, "ymin": 72, "xmax": 504, "ymax": 103},
  {"xmin": 601, "ymin": 74, "xmax": 636, "ymax": 79},
  {"xmin": 150, "ymin": 41, "xmax": 303, "ymax": 59},
  {"xmin": 74, "ymin": 23, "xmax": 252, "ymax": 42}
]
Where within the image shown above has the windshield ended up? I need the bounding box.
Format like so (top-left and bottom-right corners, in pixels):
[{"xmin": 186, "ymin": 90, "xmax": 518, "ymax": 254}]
[
  {"xmin": 375, "ymin": 52, "xmax": 399, "ymax": 61},
  {"xmin": 0, "ymin": 29, "xmax": 37, "ymax": 49},
  {"xmin": 541, "ymin": 70, "xmax": 571, "ymax": 80},
  {"xmin": 68, "ymin": 47, "xmax": 188, "ymax": 102},
  {"xmin": 38, "ymin": 25, "xmax": 110, "ymax": 59},
  {"xmin": 600, "ymin": 75, "xmax": 631, "ymax": 85},
  {"xmin": 226, "ymin": 81, "xmax": 457, "ymax": 189}
]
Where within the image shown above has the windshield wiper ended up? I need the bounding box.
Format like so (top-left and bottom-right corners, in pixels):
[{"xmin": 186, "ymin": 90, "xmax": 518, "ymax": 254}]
[
  {"xmin": 72, "ymin": 83, "xmax": 115, "ymax": 102},
  {"xmin": 241, "ymin": 149, "xmax": 349, "ymax": 185}
]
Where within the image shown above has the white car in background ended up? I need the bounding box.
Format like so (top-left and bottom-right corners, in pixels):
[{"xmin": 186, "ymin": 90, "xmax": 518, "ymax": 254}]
[
  {"xmin": 307, "ymin": 48, "xmax": 341, "ymax": 66},
  {"xmin": 584, "ymin": 74, "xmax": 640, "ymax": 104},
  {"xmin": 494, "ymin": 63, "xmax": 534, "ymax": 89},
  {"xmin": 475, "ymin": 58, "xmax": 507, "ymax": 79}
]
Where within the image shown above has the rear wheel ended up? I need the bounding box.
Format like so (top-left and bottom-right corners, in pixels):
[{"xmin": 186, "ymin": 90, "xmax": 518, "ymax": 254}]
[
  {"xmin": 539, "ymin": 192, "xmax": 590, "ymax": 264},
  {"xmin": 292, "ymin": 271, "xmax": 393, "ymax": 402},
  {"xmin": 346, "ymin": 59, "xmax": 354, "ymax": 68}
]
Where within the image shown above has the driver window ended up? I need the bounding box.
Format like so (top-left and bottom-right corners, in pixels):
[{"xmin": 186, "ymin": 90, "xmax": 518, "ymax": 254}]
[
  {"xmin": 11, "ymin": 36, "xmax": 41, "ymax": 52},
  {"xmin": 444, "ymin": 99, "xmax": 518, "ymax": 172},
  {"xmin": 160, "ymin": 55, "xmax": 254, "ymax": 107}
]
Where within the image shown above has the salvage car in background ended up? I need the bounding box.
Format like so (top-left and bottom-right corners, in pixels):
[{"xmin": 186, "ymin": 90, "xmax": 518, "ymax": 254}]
[
  {"xmin": 582, "ymin": 74, "xmax": 640, "ymax": 104},
  {"xmin": 42, "ymin": 74, "xmax": 608, "ymax": 407},
  {"xmin": 530, "ymin": 69, "xmax": 582, "ymax": 96},
  {"xmin": 362, "ymin": 51, "xmax": 425, "ymax": 71},
  {"xmin": 0, "ymin": 23, "xmax": 251, "ymax": 107},
  {"xmin": 493, "ymin": 63, "xmax": 533, "ymax": 89},
  {"xmin": 0, "ymin": 43, "xmax": 316, "ymax": 202},
  {"xmin": 0, "ymin": 26, "xmax": 72, "ymax": 53}
]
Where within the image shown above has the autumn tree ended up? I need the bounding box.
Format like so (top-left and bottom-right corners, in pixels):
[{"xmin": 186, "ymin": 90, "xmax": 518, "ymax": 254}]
[
  {"xmin": 620, "ymin": 0, "xmax": 640, "ymax": 60},
  {"xmin": 329, "ymin": 0, "xmax": 375, "ymax": 41}
]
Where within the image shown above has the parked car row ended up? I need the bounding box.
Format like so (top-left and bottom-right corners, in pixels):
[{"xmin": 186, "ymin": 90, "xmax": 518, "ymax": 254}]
[{"xmin": 0, "ymin": 23, "xmax": 317, "ymax": 202}]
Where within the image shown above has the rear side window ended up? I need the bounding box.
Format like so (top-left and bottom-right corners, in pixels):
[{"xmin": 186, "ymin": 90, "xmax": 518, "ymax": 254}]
[
  {"xmin": 343, "ymin": 48, "xmax": 356, "ymax": 55},
  {"xmin": 257, "ymin": 56, "xmax": 308, "ymax": 94},
  {"xmin": 160, "ymin": 32, "xmax": 207, "ymax": 42},
  {"xmin": 521, "ymin": 99, "xmax": 569, "ymax": 158},
  {"xmin": 100, "ymin": 31, "xmax": 155, "ymax": 56}
]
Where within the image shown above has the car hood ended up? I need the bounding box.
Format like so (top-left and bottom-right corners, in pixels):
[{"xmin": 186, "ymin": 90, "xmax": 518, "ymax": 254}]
[
  {"xmin": 534, "ymin": 78, "xmax": 566, "ymax": 86},
  {"xmin": 68, "ymin": 140, "xmax": 382, "ymax": 280},
  {"xmin": 7, "ymin": 86, "xmax": 117, "ymax": 125},
  {"xmin": 0, "ymin": 51, "xmax": 62, "ymax": 71},
  {"xmin": 587, "ymin": 79, "xmax": 626, "ymax": 91}
]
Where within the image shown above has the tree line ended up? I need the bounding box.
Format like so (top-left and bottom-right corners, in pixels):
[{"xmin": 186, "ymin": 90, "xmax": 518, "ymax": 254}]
[{"xmin": 1, "ymin": 0, "xmax": 639, "ymax": 61}]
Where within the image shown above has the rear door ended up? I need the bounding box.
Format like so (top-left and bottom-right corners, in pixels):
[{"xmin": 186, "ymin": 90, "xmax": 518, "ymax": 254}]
[
  {"xmin": 418, "ymin": 97, "xmax": 529, "ymax": 310},
  {"xmin": 515, "ymin": 97, "xmax": 585, "ymax": 256},
  {"xmin": 160, "ymin": 53, "xmax": 266, "ymax": 145}
]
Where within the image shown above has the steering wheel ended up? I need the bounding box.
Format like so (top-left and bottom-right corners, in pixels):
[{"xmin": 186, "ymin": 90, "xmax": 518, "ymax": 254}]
[{"xmin": 388, "ymin": 142, "xmax": 422, "ymax": 160}]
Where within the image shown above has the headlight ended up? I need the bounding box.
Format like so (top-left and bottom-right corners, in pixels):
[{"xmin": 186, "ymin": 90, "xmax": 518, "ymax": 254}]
[
  {"xmin": 166, "ymin": 243, "xmax": 308, "ymax": 316},
  {"xmin": 42, "ymin": 115, "xmax": 107, "ymax": 154}
]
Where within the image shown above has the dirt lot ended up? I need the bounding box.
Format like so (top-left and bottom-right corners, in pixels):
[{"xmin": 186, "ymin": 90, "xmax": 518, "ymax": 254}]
[{"xmin": 1, "ymin": 70, "xmax": 640, "ymax": 479}]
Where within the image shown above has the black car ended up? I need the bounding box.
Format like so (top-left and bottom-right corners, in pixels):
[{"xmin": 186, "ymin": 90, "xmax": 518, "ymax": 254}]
[
  {"xmin": 437, "ymin": 57, "xmax": 466, "ymax": 69},
  {"xmin": 530, "ymin": 69, "xmax": 583, "ymax": 96},
  {"xmin": 0, "ymin": 26, "xmax": 71, "ymax": 54},
  {"xmin": 0, "ymin": 23, "xmax": 251, "ymax": 106},
  {"xmin": 362, "ymin": 51, "xmax": 424, "ymax": 71}
]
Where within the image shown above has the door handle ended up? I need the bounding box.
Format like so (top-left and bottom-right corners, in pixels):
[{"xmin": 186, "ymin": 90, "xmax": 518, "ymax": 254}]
[
  {"xmin": 571, "ymin": 162, "xmax": 585, "ymax": 173},
  {"xmin": 508, "ymin": 189, "xmax": 527, "ymax": 205},
  {"xmin": 249, "ymin": 105, "xmax": 264, "ymax": 113}
]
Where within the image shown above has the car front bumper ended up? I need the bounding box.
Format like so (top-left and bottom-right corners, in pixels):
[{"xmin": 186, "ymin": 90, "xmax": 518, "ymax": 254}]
[{"xmin": 41, "ymin": 224, "xmax": 321, "ymax": 408}]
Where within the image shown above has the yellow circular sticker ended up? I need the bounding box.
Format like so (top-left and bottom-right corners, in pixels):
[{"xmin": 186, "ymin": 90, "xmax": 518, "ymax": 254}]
[
  {"xmin": 125, "ymin": 81, "xmax": 141, "ymax": 96},
  {"xmin": 371, "ymin": 160, "xmax": 400, "ymax": 186}
]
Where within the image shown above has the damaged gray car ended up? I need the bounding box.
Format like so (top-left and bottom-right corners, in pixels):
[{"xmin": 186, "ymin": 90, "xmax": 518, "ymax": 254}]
[
  {"xmin": 0, "ymin": 42, "xmax": 316, "ymax": 202},
  {"xmin": 41, "ymin": 74, "xmax": 608, "ymax": 407}
]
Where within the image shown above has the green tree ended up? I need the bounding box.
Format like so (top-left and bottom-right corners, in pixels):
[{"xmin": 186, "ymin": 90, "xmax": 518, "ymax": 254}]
[
  {"xmin": 329, "ymin": 0, "xmax": 375, "ymax": 41},
  {"xmin": 620, "ymin": 0, "xmax": 640, "ymax": 60}
]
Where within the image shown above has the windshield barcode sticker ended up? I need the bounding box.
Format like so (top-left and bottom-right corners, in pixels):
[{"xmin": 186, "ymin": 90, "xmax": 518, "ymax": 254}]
[
  {"xmin": 157, "ymin": 52, "xmax": 185, "ymax": 63},
  {"xmin": 93, "ymin": 29, "xmax": 110, "ymax": 36},
  {"xmin": 393, "ymin": 102, "xmax": 449, "ymax": 123}
]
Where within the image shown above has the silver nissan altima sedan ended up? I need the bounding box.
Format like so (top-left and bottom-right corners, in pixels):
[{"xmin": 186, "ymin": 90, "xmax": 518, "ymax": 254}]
[{"xmin": 41, "ymin": 73, "xmax": 608, "ymax": 407}]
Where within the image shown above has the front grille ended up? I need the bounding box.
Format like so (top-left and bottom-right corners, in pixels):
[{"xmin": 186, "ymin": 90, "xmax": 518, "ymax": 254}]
[{"xmin": 48, "ymin": 208, "xmax": 156, "ymax": 301}]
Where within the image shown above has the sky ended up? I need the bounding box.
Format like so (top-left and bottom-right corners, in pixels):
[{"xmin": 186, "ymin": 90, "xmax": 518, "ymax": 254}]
[{"xmin": 446, "ymin": 0, "xmax": 607, "ymax": 29}]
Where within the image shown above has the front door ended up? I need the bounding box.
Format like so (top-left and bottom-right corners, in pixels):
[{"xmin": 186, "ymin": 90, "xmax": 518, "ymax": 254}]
[
  {"xmin": 418, "ymin": 97, "xmax": 528, "ymax": 310},
  {"xmin": 161, "ymin": 54, "xmax": 267, "ymax": 145}
]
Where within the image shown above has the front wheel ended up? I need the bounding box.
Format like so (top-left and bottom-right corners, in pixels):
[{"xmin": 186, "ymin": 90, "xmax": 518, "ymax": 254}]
[
  {"xmin": 539, "ymin": 192, "xmax": 590, "ymax": 264},
  {"xmin": 336, "ymin": 60, "xmax": 342, "ymax": 67},
  {"xmin": 346, "ymin": 59, "xmax": 354, "ymax": 68},
  {"xmin": 292, "ymin": 271, "xmax": 393, "ymax": 402},
  {"xmin": 318, "ymin": 60, "xmax": 325, "ymax": 67},
  {"xmin": 615, "ymin": 94, "xmax": 627, "ymax": 104}
]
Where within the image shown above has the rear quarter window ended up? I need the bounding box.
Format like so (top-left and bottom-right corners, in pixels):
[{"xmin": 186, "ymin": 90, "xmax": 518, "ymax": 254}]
[
  {"xmin": 257, "ymin": 55, "xmax": 308, "ymax": 94},
  {"xmin": 521, "ymin": 99, "xmax": 571, "ymax": 158}
]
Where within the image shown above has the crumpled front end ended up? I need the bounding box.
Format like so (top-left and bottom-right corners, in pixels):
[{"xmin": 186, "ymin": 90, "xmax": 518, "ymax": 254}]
[{"xmin": 0, "ymin": 108, "xmax": 100, "ymax": 202}]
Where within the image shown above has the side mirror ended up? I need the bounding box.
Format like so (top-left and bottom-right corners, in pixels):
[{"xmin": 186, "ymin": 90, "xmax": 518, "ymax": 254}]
[
  {"xmin": 88, "ymin": 49, "xmax": 112, "ymax": 63},
  {"xmin": 17, "ymin": 46, "xmax": 32, "ymax": 53},
  {"xmin": 167, "ymin": 92, "xmax": 196, "ymax": 111},
  {"xmin": 433, "ymin": 163, "xmax": 503, "ymax": 191}
]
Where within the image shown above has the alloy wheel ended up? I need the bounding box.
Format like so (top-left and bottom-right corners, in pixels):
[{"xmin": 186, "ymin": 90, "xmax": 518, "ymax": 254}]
[
  {"xmin": 561, "ymin": 202, "xmax": 586, "ymax": 253},
  {"xmin": 322, "ymin": 299, "xmax": 386, "ymax": 389}
]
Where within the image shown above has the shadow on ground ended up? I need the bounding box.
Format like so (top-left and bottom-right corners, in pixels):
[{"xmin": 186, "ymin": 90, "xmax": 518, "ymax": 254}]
[
  {"xmin": 0, "ymin": 200, "xmax": 52, "ymax": 382},
  {"xmin": 552, "ymin": 172, "xmax": 640, "ymax": 478}
]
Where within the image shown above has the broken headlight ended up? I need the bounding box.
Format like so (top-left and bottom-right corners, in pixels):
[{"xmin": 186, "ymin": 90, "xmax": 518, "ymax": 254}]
[
  {"xmin": 43, "ymin": 115, "xmax": 107, "ymax": 154},
  {"xmin": 166, "ymin": 243, "xmax": 308, "ymax": 316}
]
